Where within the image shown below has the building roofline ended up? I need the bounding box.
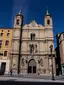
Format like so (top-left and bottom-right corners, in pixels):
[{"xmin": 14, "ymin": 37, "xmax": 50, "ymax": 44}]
[
  {"xmin": 56, "ymin": 32, "xmax": 64, "ymax": 38},
  {"xmin": 0, "ymin": 28, "xmax": 13, "ymax": 29}
]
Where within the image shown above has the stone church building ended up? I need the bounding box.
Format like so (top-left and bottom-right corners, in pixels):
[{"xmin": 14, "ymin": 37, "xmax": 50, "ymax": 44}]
[{"xmin": 10, "ymin": 10, "xmax": 55, "ymax": 76}]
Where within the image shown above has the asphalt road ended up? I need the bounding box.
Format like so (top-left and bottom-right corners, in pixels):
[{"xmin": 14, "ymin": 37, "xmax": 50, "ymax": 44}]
[{"xmin": 0, "ymin": 81, "xmax": 64, "ymax": 85}]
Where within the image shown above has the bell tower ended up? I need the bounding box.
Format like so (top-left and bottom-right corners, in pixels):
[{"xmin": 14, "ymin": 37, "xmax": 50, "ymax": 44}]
[
  {"xmin": 14, "ymin": 11, "xmax": 23, "ymax": 28},
  {"xmin": 44, "ymin": 10, "xmax": 53, "ymax": 28}
]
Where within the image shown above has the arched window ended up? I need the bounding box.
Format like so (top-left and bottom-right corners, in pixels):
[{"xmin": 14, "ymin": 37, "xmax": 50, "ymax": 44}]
[
  {"xmin": 16, "ymin": 19, "xmax": 19, "ymax": 25},
  {"xmin": 47, "ymin": 19, "xmax": 50, "ymax": 25},
  {"xmin": 30, "ymin": 33, "xmax": 35, "ymax": 40}
]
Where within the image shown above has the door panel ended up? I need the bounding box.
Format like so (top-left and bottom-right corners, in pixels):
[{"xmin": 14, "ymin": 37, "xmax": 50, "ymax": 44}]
[
  {"xmin": 28, "ymin": 59, "xmax": 36, "ymax": 73},
  {"xmin": 28, "ymin": 66, "xmax": 32, "ymax": 73},
  {"xmin": 33, "ymin": 66, "xmax": 36, "ymax": 73},
  {"xmin": 0, "ymin": 63, "xmax": 6, "ymax": 75}
]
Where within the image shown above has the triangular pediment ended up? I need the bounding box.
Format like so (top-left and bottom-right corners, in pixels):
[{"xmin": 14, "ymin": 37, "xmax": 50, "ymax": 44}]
[{"xmin": 29, "ymin": 20, "xmax": 38, "ymax": 27}]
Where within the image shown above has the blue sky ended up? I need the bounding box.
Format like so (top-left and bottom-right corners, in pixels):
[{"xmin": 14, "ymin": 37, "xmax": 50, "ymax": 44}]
[{"xmin": 0, "ymin": 0, "xmax": 64, "ymax": 48}]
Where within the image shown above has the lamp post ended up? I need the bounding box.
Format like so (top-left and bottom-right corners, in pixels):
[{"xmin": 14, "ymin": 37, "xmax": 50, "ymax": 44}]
[
  {"xmin": 18, "ymin": 15, "xmax": 23, "ymax": 74},
  {"xmin": 10, "ymin": 49, "xmax": 13, "ymax": 75},
  {"xmin": 50, "ymin": 45, "xmax": 55, "ymax": 80}
]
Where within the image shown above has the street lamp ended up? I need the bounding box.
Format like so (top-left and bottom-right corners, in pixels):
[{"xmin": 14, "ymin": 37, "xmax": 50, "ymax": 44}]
[
  {"xmin": 50, "ymin": 45, "xmax": 55, "ymax": 80},
  {"xmin": 10, "ymin": 49, "xmax": 13, "ymax": 75}
]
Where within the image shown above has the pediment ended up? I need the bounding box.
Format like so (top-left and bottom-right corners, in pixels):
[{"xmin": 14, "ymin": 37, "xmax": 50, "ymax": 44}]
[{"xmin": 29, "ymin": 20, "xmax": 38, "ymax": 27}]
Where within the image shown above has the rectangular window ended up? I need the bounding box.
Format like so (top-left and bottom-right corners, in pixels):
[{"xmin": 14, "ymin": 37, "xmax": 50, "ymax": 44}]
[
  {"xmin": 0, "ymin": 40, "xmax": 2, "ymax": 45},
  {"xmin": 0, "ymin": 40, "xmax": 2, "ymax": 48},
  {"xmin": 0, "ymin": 45, "xmax": 1, "ymax": 49},
  {"xmin": 7, "ymin": 33, "xmax": 10, "ymax": 36},
  {"xmin": 0, "ymin": 53, "xmax": 3, "ymax": 56},
  {"xmin": 30, "ymin": 33, "xmax": 35, "ymax": 40},
  {"xmin": 5, "ymin": 40, "xmax": 9, "ymax": 46},
  {"xmin": 4, "ymin": 51, "xmax": 7, "ymax": 56},
  {"xmin": 2, "ymin": 30, "xmax": 3, "ymax": 32},
  {"xmin": 8, "ymin": 30, "xmax": 10, "ymax": 32},
  {"xmin": 1, "ymin": 33, "xmax": 3, "ymax": 36}
]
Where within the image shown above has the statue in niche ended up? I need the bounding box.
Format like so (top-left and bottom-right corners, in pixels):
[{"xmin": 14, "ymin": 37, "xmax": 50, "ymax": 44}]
[
  {"xmin": 29, "ymin": 44, "xmax": 38, "ymax": 54},
  {"xmin": 29, "ymin": 44, "xmax": 34, "ymax": 53}
]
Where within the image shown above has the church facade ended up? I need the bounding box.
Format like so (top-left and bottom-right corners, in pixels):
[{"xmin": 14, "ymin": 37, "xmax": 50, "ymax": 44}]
[{"xmin": 10, "ymin": 10, "xmax": 56, "ymax": 76}]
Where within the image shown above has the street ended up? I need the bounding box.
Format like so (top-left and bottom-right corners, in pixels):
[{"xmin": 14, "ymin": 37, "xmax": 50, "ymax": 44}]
[{"xmin": 0, "ymin": 81, "xmax": 64, "ymax": 85}]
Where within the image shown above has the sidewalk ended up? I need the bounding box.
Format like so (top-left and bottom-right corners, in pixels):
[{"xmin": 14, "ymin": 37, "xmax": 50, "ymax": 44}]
[
  {"xmin": 1, "ymin": 74, "xmax": 54, "ymax": 79},
  {"xmin": 0, "ymin": 76, "xmax": 64, "ymax": 83},
  {"xmin": 0, "ymin": 74, "xmax": 64, "ymax": 81}
]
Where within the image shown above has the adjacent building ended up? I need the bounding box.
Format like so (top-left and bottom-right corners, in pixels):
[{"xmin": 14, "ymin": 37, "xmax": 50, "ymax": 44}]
[
  {"xmin": 0, "ymin": 29, "xmax": 13, "ymax": 74},
  {"xmin": 10, "ymin": 10, "xmax": 55, "ymax": 76},
  {"xmin": 56, "ymin": 32, "xmax": 64, "ymax": 75}
]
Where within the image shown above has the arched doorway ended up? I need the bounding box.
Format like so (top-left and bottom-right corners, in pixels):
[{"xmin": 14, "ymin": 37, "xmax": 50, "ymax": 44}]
[{"xmin": 28, "ymin": 59, "xmax": 36, "ymax": 73}]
